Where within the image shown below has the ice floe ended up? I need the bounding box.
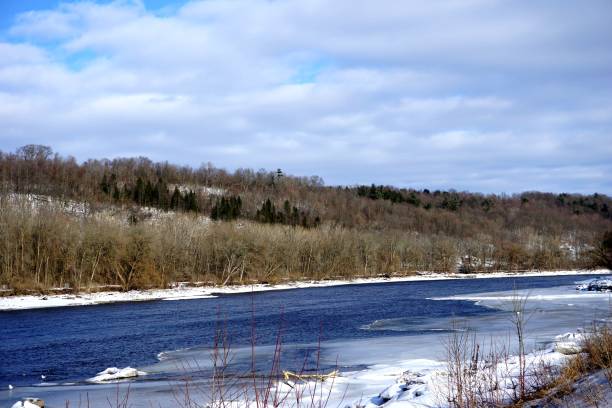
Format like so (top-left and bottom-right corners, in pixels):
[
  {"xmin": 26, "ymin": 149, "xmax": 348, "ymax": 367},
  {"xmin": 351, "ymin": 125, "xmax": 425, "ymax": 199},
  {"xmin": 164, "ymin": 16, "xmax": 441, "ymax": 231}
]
[
  {"xmin": 87, "ymin": 367, "xmax": 146, "ymax": 383},
  {"xmin": 576, "ymin": 277, "xmax": 612, "ymax": 292}
]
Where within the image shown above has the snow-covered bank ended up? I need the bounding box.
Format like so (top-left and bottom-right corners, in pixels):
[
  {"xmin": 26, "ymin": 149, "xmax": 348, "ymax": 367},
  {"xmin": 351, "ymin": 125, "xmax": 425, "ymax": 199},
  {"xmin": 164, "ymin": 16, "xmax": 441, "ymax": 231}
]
[
  {"xmin": 275, "ymin": 345, "xmax": 576, "ymax": 408},
  {"xmin": 1, "ymin": 269, "xmax": 608, "ymax": 311},
  {"xmin": 281, "ymin": 329, "xmax": 594, "ymax": 408},
  {"xmin": 339, "ymin": 320, "xmax": 611, "ymax": 408}
]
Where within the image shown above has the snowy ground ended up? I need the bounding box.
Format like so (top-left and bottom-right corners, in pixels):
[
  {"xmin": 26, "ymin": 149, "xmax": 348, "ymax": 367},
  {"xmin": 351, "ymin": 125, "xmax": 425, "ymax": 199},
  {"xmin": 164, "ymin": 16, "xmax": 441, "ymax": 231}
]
[{"xmin": 1, "ymin": 269, "xmax": 608, "ymax": 311}]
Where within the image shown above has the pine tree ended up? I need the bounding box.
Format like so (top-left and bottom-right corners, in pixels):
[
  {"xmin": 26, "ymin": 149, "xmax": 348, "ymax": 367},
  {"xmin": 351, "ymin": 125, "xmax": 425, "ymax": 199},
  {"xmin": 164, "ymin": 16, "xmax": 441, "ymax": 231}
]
[
  {"xmin": 291, "ymin": 206, "xmax": 300, "ymax": 225},
  {"xmin": 170, "ymin": 187, "xmax": 181, "ymax": 210},
  {"xmin": 144, "ymin": 180, "xmax": 154, "ymax": 206},
  {"xmin": 133, "ymin": 177, "xmax": 145, "ymax": 205},
  {"xmin": 184, "ymin": 191, "xmax": 198, "ymax": 212},
  {"xmin": 211, "ymin": 195, "xmax": 242, "ymax": 220},
  {"xmin": 100, "ymin": 174, "xmax": 110, "ymax": 196},
  {"xmin": 112, "ymin": 185, "xmax": 120, "ymax": 201}
]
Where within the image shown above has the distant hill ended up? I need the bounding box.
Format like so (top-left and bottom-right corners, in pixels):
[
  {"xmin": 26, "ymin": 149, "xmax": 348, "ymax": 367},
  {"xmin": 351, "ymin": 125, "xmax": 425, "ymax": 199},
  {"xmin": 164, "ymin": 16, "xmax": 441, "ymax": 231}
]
[{"xmin": 1, "ymin": 144, "xmax": 610, "ymax": 292}]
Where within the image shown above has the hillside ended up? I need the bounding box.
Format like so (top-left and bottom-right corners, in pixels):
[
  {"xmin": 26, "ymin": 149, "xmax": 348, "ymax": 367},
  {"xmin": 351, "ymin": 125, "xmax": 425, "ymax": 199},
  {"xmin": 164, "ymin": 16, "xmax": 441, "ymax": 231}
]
[{"xmin": 1, "ymin": 144, "xmax": 610, "ymax": 292}]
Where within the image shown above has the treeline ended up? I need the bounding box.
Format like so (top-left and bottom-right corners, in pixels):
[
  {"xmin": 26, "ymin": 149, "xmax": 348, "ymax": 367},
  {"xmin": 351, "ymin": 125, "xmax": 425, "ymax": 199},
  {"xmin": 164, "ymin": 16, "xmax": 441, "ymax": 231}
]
[
  {"xmin": 0, "ymin": 197, "xmax": 595, "ymax": 293},
  {"xmin": 2, "ymin": 145, "xmax": 611, "ymax": 235},
  {"xmin": 357, "ymin": 184, "xmax": 612, "ymax": 217},
  {"xmin": 0, "ymin": 144, "xmax": 611, "ymax": 291}
]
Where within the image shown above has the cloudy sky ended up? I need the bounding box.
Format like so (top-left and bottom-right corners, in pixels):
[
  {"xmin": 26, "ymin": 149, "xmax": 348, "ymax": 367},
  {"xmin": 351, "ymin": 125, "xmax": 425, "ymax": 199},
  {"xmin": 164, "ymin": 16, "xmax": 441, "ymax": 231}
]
[{"xmin": 1, "ymin": 0, "xmax": 611, "ymax": 193}]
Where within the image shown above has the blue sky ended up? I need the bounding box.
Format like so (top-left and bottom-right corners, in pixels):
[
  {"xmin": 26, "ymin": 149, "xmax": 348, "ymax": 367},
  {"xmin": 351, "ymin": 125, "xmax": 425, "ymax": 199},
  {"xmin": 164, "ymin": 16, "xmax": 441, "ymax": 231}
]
[{"xmin": 1, "ymin": 0, "xmax": 611, "ymax": 194}]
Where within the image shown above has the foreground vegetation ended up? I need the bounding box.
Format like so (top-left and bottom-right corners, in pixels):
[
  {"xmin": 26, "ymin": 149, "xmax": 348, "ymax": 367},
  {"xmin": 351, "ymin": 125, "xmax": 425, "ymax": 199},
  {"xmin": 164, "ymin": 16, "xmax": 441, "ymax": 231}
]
[
  {"xmin": 528, "ymin": 325, "xmax": 612, "ymax": 407},
  {"xmin": 0, "ymin": 145, "xmax": 611, "ymax": 292},
  {"xmin": 445, "ymin": 321, "xmax": 612, "ymax": 408}
]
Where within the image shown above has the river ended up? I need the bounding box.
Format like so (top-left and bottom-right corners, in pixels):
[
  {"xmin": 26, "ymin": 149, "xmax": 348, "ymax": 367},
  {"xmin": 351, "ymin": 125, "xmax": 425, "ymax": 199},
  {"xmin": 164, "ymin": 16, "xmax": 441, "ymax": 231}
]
[{"xmin": 1, "ymin": 273, "xmax": 610, "ymax": 407}]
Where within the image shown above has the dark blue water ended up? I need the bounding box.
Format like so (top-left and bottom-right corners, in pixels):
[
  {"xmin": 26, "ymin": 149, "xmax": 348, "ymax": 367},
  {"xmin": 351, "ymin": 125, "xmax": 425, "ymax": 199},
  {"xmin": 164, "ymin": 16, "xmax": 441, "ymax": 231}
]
[{"xmin": 0, "ymin": 275, "xmax": 594, "ymax": 387}]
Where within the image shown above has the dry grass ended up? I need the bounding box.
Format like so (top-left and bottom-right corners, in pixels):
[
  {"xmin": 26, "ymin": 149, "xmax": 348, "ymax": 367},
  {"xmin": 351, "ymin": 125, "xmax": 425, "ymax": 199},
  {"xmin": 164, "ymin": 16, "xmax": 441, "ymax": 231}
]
[
  {"xmin": 444, "ymin": 292, "xmax": 612, "ymax": 408},
  {"xmin": 507, "ymin": 323, "xmax": 612, "ymax": 407},
  {"xmin": 445, "ymin": 329, "xmax": 511, "ymax": 407},
  {"xmin": 582, "ymin": 323, "xmax": 612, "ymax": 387}
]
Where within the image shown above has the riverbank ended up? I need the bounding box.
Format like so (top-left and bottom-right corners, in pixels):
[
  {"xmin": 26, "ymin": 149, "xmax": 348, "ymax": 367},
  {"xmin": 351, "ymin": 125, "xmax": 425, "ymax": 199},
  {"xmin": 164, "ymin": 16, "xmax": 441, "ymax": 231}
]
[
  {"xmin": 283, "ymin": 331, "xmax": 607, "ymax": 408},
  {"xmin": 1, "ymin": 269, "xmax": 608, "ymax": 311}
]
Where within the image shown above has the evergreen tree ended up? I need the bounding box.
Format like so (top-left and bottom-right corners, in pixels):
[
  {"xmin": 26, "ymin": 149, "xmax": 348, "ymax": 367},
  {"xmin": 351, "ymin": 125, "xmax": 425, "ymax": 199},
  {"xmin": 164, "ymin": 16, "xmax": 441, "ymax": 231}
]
[
  {"xmin": 144, "ymin": 180, "xmax": 154, "ymax": 206},
  {"xmin": 170, "ymin": 187, "xmax": 181, "ymax": 210},
  {"xmin": 257, "ymin": 199, "xmax": 276, "ymax": 223},
  {"xmin": 255, "ymin": 198, "xmax": 320, "ymax": 228},
  {"xmin": 109, "ymin": 174, "xmax": 119, "ymax": 201},
  {"xmin": 100, "ymin": 174, "xmax": 110, "ymax": 196},
  {"xmin": 184, "ymin": 191, "xmax": 198, "ymax": 212},
  {"xmin": 112, "ymin": 185, "xmax": 121, "ymax": 201},
  {"xmin": 211, "ymin": 195, "xmax": 242, "ymax": 220},
  {"xmin": 291, "ymin": 206, "xmax": 300, "ymax": 225},
  {"xmin": 133, "ymin": 177, "xmax": 145, "ymax": 205}
]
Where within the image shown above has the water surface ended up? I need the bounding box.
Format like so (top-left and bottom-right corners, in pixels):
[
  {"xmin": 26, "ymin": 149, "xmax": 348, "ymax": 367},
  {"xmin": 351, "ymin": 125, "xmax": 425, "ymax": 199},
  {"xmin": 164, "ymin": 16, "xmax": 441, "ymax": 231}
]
[{"xmin": 0, "ymin": 273, "xmax": 608, "ymax": 406}]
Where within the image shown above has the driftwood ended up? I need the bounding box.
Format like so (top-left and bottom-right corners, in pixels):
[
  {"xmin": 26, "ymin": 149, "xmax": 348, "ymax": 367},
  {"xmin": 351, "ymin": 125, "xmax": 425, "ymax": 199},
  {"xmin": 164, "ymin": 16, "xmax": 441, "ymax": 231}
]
[{"xmin": 282, "ymin": 370, "xmax": 339, "ymax": 382}]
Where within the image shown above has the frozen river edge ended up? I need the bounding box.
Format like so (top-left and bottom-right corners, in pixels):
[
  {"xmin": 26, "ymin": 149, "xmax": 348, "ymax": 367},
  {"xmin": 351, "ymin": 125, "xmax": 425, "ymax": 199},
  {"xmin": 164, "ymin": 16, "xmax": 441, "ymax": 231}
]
[{"xmin": 1, "ymin": 269, "xmax": 610, "ymax": 311}]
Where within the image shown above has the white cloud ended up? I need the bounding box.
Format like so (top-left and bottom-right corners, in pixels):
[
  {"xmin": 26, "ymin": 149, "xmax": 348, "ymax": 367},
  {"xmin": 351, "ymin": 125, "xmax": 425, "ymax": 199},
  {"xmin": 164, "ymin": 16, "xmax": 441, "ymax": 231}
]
[{"xmin": 0, "ymin": 0, "xmax": 611, "ymax": 193}]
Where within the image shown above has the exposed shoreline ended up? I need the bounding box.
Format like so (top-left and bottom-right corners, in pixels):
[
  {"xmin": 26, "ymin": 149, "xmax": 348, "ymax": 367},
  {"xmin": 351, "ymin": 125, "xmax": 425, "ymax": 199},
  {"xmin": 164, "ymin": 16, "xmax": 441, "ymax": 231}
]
[{"xmin": 1, "ymin": 269, "xmax": 609, "ymax": 311}]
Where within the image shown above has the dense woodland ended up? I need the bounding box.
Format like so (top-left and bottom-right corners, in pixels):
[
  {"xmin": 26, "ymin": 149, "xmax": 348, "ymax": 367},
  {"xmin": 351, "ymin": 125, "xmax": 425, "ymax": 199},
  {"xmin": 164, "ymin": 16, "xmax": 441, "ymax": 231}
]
[{"xmin": 0, "ymin": 145, "xmax": 610, "ymax": 293}]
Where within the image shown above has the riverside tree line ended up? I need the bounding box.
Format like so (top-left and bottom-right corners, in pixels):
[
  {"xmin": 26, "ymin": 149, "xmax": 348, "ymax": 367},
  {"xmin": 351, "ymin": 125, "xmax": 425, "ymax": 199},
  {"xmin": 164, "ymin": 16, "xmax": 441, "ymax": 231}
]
[{"xmin": 0, "ymin": 145, "xmax": 611, "ymax": 292}]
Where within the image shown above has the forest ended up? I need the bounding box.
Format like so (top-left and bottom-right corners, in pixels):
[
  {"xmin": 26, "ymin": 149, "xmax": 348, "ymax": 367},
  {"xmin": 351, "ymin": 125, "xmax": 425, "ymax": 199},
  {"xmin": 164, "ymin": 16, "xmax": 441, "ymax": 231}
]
[{"xmin": 0, "ymin": 144, "xmax": 610, "ymax": 293}]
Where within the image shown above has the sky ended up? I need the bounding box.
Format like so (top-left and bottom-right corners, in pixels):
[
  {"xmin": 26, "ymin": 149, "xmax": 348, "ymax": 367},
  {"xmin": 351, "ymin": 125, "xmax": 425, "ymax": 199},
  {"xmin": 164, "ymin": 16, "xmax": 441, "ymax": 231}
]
[{"xmin": 0, "ymin": 0, "xmax": 611, "ymax": 194}]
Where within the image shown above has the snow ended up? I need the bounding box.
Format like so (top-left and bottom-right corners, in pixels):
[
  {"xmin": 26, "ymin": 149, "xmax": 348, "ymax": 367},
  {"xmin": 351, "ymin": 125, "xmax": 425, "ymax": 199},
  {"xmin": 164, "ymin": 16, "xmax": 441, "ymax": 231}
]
[
  {"xmin": 289, "ymin": 347, "xmax": 572, "ymax": 408},
  {"xmin": 10, "ymin": 398, "xmax": 44, "ymax": 408},
  {"xmin": 1, "ymin": 269, "xmax": 609, "ymax": 311},
  {"xmin": 87, "ymin": 367, "xmax": 146, "ymax": 383},
  {"xmin": 3, "ymin": 193, "xmax": 90, "ymax": 217},
  {"xmin": 0, "ymin": 288, "xmax": 218, "ymax": 311},
  {"xmin": 554, "ymin": 332, "xmax": 586, "ymax": 355}
]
